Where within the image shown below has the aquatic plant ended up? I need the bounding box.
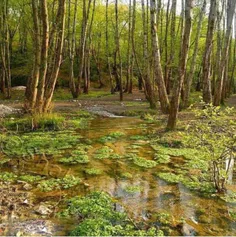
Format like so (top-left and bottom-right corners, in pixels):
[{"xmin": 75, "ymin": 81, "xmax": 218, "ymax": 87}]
[
  {"xmin": 0, "ymin": 132, "xmax": 81, "ymax": 157},
  {"xmin": 85, "ymin": 168, "xmax": 103, "ymax": 176},
  {"xmin": 119, "ymin": 172, "xmax": 133, "ymax": 179},
  {"xmin": 38, "ymin": 175, "xmax": 81, "ymax": 192},
  {"xmin": 156, "ymin": 212, "xmax": 171, "ymax": 225},
  {"xmin": 0, "ymin": 172, "xmax": 17, "ymax": 182},
  {"xmin": 98, "ymin": 132, "xmax": 125, "ymax": 143},
  {"xmin": 59, "ymin": 154, "xmax": 89, "ymax": 164},
  {"xmin": 132, "ymin": 156, "xmax": 157, "ymax": 169},
  {"xmin": 93, "ymin": 146, "xmax": 113, "ymax": 159},
  {"xmin": 154, "ymin": 153, "xmax": 171, "ymax": 164},
  {"xmin": 3, "ymin": 114, "xmax": 65, "ymax": 131},
  {"xmin": 156, "ymin": 172, "xmax": 183, "ymax": 184},
  {"xmin": 19, "ymin": 174, "xmax": 44, "ymax": 183},
  {"xmin": 124, "ymin": 185, "xmax": 142, "ymax": 194},
  {"xmin": 59, "ymin": 191, "xmax": 163, "ymax": 236}
]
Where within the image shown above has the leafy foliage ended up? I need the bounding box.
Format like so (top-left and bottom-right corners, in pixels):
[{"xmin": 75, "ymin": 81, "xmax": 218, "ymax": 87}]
[
  {"xmin": 38, "ymin": 175, "xmax": 81, "ymax": 192},
  {"xmin": 60, "ymin": 191, "xmax": 163, "ymax": 236}
]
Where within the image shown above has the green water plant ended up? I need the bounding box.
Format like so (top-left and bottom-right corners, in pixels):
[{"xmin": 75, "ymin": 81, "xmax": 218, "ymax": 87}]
[
  {"xmin": 124, "ymin": 185, "xmax": 142, "ymax": 194},
  {"xmin": 133, "ymin": 156, "xmax": 157, "ymax": 168},
  {"xmin": 38, "ymin": 175, "xmax": 81, "ymax": 192},
  {"xmin": 98, "ymin": 132, "xmax": 125, "ymax": 143},
  {"xmin": 0, "ymin": 172, "xmax": 17, "ymax": 182},
  {"xmin": 93, "ymin": 146, "xmax": 113, "ymax": 159},
  {"xmin": 85, "ymin": 168, "xmax": 102, "ymax": 176},
  {"xmin": 59, "ymin": 191, "xmax": 163, "ymax": 236}
]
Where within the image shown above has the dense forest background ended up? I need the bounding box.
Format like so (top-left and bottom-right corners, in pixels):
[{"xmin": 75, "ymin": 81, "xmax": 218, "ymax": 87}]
[{"xmin": 0, "ymin": 0, "xmax": 236, "ymax": 129}]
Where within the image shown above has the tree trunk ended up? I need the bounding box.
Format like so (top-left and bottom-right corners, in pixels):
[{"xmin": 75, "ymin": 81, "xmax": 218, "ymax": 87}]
[
  {"xmin": 115, "ymin": 0, "xmax": 123, "ymax": 101},
  {"xmin": 105, "ymin": 0, "xmax": 115, "ymax": 93},
  {"xmin": 214, "ymin": 0, "xmax": 236, "ymax": 105},
  {"xmin": 150, "ymin": 0, "xmax": 170, "ymax": 114},
  {"xmin": 183, "ymin": 0, "xmax": 206, "ymax": 107},
  {"xmin": 167, "ymin": 0, "xmax": 193, "ymax": 130},
  {"xmin": 202, "ymin": 0, "xmax": 217, "ymax": 104}
]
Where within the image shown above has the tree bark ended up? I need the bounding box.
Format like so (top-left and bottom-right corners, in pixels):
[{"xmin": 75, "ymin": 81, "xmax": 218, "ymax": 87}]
[
  {"xmin": 167, "ymin": 0, "xmax": 193, "ymax": 130},
  {"xmin": 202, "ymin": 0, "xmax": 217, "ymax": 104},
  {"xmin": 214, "ymin": 0, "xmax": 236, "ymax": 105},
  {"xmin": 150, "ymin": 0, "xmax": 170, "ymax": 114},
  {"xmin": 183, "ymin": 0, "xmax": 206, "ymax": 107}
]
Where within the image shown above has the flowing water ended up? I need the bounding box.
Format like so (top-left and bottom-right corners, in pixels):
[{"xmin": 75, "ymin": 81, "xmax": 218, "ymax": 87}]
[{"xmin": 0, "ymin": 116, "xmax": 236, "ymax": 236}]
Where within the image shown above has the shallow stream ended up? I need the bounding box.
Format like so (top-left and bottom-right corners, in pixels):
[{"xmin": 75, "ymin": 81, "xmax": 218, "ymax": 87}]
[{"xmin": 0, "ymin": 116, "xmax": 236, "ymax": 236}]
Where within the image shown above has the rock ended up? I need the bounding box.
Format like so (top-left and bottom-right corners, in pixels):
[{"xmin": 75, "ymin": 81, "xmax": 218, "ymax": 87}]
[
  {"xmin": 182, "ymin": 223, "xmax": 197, "ymax": 236},
  {"xmin": 23, "ymin": 183, "xmax": 33, "ymax": 191},
  {"xmin": 12, "ymin": 86, "xmax": 26, "ymax": 91},
  {"xmin": 0, "ymin": 104, "xmax": 19, "ymax": 117},
  {"xmin": 0, "ymin": 220, "xmax": 56, "ymax": 236},
  {"xmin": 34, "ymin": 204, "xmax": 53, "ymax": 215}
]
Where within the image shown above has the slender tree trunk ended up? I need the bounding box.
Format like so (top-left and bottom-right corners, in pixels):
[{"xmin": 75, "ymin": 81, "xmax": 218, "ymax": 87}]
[
  {"xmin": 150, "ymin": 0, "xmax": 170, "ymax": 114},
  {"xmin": 36, "ymin": 0, "xmax": 49, "ymax": 113},
  {"xmin": 214, "ymin": 0, "xmax": 236, "ymax": 105},
  {"xmin": 183, "ymin": 0, "xmax": 206, "ymax": 107},
  {"xmin": 0, "ymin": 0, "xmax": 11, "ymax": 98},
  {"xmin": 125, "ymin": 0, "xmax": 132, "ymax": 93},
  {"xmin": 167, "ymin": 0, "xmax": 193, "ymax": 130},
  {"xmin": 202, "ymin": 0, "xmax": 217, "ymax": 104},
  {"xmin": 43, "ymin": 0, "xmax": 66, "ymax": 112},
  {"xmin": 68, "ymin": 0, "xmax": 78, "ymax": 98},
  {"xmin": 105, "ymin": 0, "xmax": 115, "ymax": 93},
  {"xmin": 77, "ymin": 0, "xmax": 92, "ymax": 96},
  {"xmin": 115, "ymin": 0, "xmax": 123, "ymax": 101},
  {"xmin": 142, "ymin": 0, "xmax": 157, "ymax": 108}
]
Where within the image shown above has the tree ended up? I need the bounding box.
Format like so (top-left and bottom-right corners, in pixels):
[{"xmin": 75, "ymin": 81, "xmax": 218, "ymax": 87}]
[
  {"xmin": 167, "ymin": 0, "xmax": 193, "ymax": 130},
  {"xmin": 0, "ymin": 0, "xmax": 11, "ymax": 98},
  {"xmin": 214, "ymin": 0, "xmax": 236, "ymax": 106},
  {"xmin": 202, "ymin": 0, "xmax": 217, "ymax": 104},
  {"xmin": 150, "ymin": 0, "xmax": 170, "ymax": 114},
  {"xmin": 26, "ymin": 0, "xmax": 66, "ymax": 113},
  {"xmin": 183, "ymin": 0, "xmax": 206, "ymax": 107},
  {"xmin": 68, "ymin": 0, "xmax": 78, "ymax": 98}
]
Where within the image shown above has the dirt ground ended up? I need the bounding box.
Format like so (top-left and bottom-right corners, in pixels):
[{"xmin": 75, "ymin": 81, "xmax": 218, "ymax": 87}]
[{"xmin": 1, "ymin": 88, "xmax": 236, "ymax": 118}]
